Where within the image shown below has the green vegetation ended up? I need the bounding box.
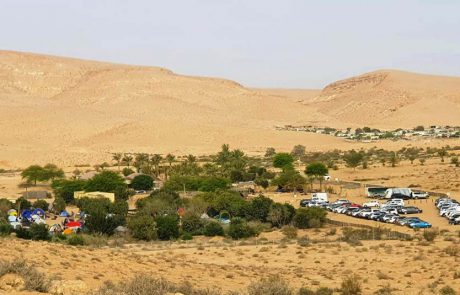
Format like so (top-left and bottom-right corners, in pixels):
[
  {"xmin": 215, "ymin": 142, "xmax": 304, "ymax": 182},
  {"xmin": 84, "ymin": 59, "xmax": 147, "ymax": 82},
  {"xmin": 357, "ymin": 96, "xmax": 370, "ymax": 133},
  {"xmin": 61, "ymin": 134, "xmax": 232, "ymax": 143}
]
[
  {"xmin": 130, "ymin": 174, "xmax": 154, "ymax": 190},
  {"xmin": 21, "ymin": 164, "xmax": 64, "ymax": 185}
]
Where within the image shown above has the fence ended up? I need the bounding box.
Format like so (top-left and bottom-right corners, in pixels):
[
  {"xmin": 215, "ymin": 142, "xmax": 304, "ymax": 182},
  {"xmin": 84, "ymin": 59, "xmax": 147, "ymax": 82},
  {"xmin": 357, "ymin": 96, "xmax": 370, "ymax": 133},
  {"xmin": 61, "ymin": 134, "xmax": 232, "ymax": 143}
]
[{"xmin": 325, "ymin": 218, "xmax": 413, "ymax": 240}]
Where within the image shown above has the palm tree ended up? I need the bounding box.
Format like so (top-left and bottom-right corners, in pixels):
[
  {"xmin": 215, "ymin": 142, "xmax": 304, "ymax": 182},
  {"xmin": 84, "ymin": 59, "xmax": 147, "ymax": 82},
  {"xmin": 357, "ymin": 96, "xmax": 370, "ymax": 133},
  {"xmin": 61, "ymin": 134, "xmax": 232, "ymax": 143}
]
[
  {"xmin": 166, "ymin": 153, "xmax": 175, "ymax": 168},
  {"xmin": 112, "ymin": 153, "xmax": 122, "ymax": 171},
  {"xmin": 186, "ymin": 154, "xmax": 197, "ymax": 164},
  {"xmin": 150, "ymin": 154, "xmax": 163, "ymax": 178},
  {"xmin": 122, "ymin": 154, "xmax": 133, "ymax": 168}
]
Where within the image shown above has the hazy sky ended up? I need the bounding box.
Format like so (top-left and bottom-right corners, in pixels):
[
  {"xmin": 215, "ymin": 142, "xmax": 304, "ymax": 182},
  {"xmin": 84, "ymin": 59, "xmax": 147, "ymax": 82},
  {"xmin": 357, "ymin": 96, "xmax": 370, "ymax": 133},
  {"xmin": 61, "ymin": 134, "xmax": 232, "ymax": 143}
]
[{"xmin": 1, "ymin": 0, "xmax": 459, "ymax": 88}]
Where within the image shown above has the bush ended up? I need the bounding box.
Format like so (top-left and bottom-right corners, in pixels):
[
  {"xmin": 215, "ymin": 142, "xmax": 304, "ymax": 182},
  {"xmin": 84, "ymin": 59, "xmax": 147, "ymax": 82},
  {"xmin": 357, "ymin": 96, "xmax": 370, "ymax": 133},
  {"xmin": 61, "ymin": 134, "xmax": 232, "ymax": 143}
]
[
  {"xmin": 122, "ymin": 167, "xmax": 135, "ymax": 177},
  {"xmin": 128, "ymin": 214, "xmax": 157, "ymax": 241},
  {"xmin": 244, "ymin": 195, "xmax": 274, "ymax": 222},
  {"xmin": 15, "ymin": 227, "xmax": 31, "ymax": 239},
  {"xmin": 181, "ymin": 214, "xmax": 204, "ymax": 235},
  {"xmin": 16, "ymin": 197, "xmax": 32, "ymax": 211},
  {"xmin": 29, "ymin": 223, "xmax": 50, "ymax": 241},
  {"xmin": 52, "ymin": 196, "xmax": 66, "ymax": 213},
  {"xmin": 247, "ymin": 275, "xmax": 292, "ymax": 295},
  {"xmin": 203, "ymin": 221, "xmax": 225, "ymax": 237},
  {"xmin": 316, "ymin": 287, "xmax": 334, "ymax": 295},
  {"xmin": 293, "ymin": 208, "xmax": 327, "ymax": 229},
  {"xmin": 67, "ymin": 234, "xmax": 85, "ymax": 246},
  {"xmin": 228, "ymin": 217, "xmax": 257, "ymax": 240},
  {"xmin": 0, "ymin": 259, "xmax": 50, "ymax": 292},
  {"xmin": 298, "ymin": 287, "xmax": 315, "ymax": 295},
  {"xmin": 0, "ymin": 220, "xmax": 12, "ymax": 236},
  {"xmin": 423, "ymin": 229, "xmax": 439, "ymax": 242},
  {"xmin": 281, "ymin": 225, "xmax": 298, "ymax": 239},
  {"xmin": 268, "ymin": 203, "xmax": 295, "ymax": 227},
  {"xmin": 32, "ymin": 199, "xmax": 49, "ymax": 211},
  {"xmin": 439, "ymin": 286, "xmax": 457, "ymax": 295},
  {"xmin": 51, "ymin": 179, "xmax": 87, "ymax": 203},
  {"xmin": 181, "ymin": 232, "xmax": 193, "ymax": 241},
  {"xmin": 156, "ymin": 215, "xmax": 179, "ymax": 240},
  {"xmin": 86, "ymin": 210, "xmax": 124, "ymax": 235},
  {"xmin": 130, "ymin": 174, "xmax": 154, "ymax": 191},
  {"xmin": 340, "ymin": 274, "xmax": 362, "ymax": 295}
]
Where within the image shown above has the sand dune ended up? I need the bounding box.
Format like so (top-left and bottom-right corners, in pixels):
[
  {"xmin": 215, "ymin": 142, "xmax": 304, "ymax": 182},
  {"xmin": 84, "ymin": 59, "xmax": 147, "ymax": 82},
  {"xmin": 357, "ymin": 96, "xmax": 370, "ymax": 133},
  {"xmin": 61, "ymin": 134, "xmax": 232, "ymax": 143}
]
[{"xmin": 1, "ymin": 51, "xmax": 460, "ymax": 167}]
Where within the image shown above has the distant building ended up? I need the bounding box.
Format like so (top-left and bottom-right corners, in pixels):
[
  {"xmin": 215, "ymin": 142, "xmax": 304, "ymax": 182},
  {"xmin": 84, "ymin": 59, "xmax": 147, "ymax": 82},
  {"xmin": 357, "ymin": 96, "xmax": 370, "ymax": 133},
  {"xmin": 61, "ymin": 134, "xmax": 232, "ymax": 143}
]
[
  {"xmin": 74, "ymin": 191, "xmax": 115, "ymax": 203},
  {"xmin": 22, "ymin": 190, "xmax": 49, "ymax": 200}
]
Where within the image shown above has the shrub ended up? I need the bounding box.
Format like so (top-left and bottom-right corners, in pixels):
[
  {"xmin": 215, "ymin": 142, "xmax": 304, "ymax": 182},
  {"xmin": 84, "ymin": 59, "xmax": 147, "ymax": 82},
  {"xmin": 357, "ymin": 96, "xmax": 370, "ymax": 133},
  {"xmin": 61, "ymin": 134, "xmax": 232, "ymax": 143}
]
[
  {"xmin": 0, "ymin": 259, "xmax": 50, "ymax": 292},
  {"xmin": 86, "ymin": 210, "xmax": 124, "ymax": 235},
  {"xmin": 51, "ymin": 178, "xmax": 87, "ymax": 203},
  {"xmin": 268, "ymin": 203, "xmax": 295, "ymax": 227},
  {"xmin": 181, "ymin": 232, "xmax": 193, "ymax": 241},
  {"xmin": 373, "ymin": 285, "xmax": 393, "ymax": 295},
  {"xmin": 15, "ymin": 227, "xmax": 31, "ymax": 239},
  {"xmin": 247, "ymin": 275, "xmax": 292, "ymax": 295},
  {"xmin": 244, "ymin": 195, "xmax": 274, "ymax": 222},
  {"xmin": 298, "ymin": 287, "xmax": 315, "ymax": 295},
  {"xmin": 423, "ymin": 229, "xmax": 439, "ymax": 242},
  {"xmin": 439, "ymin": 286, "xmax": 457, "ymax": 295},
  {"xmin": 340, "ymin": 274, "xmax": 362, "ymax": 295},
  {"xmin": 29, "ymin": 223, "xmax": 50, "ymax": 241},
  {"xmin": 293, "ymin": 208, "xmax": 327, "ymax": 229},
  {"xmin": 156, "ymin": 215, "xmax": 180, "ymax": 240},
  {"xmin": 281, "ymin": 225, "xmax": 298, "ymax": 239},
  {"xmin": 122, "ymin": 167, "xmax": 135, "ymax": 177},
  {"xmin": 67, "ymin": 234, "xmax": 85, "ymax": 246},
  {"xmin": 203, "ymin": 221, "xmax": 225, "ymax": 237},
  {"xmin": 16, "ymin": 197, "xmax": 32, "ymax": 211},
  {"xmin": 316, "ymin": 287, "xmax": 334, "ymax": 295},
  {"xmin": 32, "ymin": 199, "xmax": 49, "ymax": 211},
  {"xmin": 181, "ymin": 214, "xmax": 204, "ymax": 235},
  {"xmin": 130, "ymin": 174, "xmax": 154, "ymax": 191},
  {"xmin": 444, "ymin": 245, "xmax": 460, "ymax": 257},
  {"xmin": 128, "ymin": 214, "xmax": 157, "ymax": 241},
  {"xmin": 228, "ymin": 218, "xmax": 258, "ymax": 240},
  {"xmin": 0, "ymin": 220, "xmax": 12, "ymax": 236},
  {"xmin": 52, "ymin": 196, "xmax": 66, "ymax": 213}
]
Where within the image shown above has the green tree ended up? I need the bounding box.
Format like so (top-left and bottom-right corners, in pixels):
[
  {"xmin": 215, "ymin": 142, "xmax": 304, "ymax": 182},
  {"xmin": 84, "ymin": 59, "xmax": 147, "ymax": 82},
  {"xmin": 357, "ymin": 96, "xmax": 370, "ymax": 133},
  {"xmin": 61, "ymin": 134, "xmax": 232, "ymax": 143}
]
[
  {"xmin": 42, "ymin": 164, "xmax": 64, "ymax": 181},
  {"xmin": 305, "ymin": 162, "xmax": 329, "ymax": 190},
  {"xmin": 273, "ymin": 153, "xmax": 295, "ymax": 170},
  {"xmin": 130, "ymin": 174, "xmax": 154, "ymax": 191},
  {"xmin": 203, "ymin": 221, "xmax": 225, "ymax": 237},
  {"xmin": 51, "ymin": 179, "xmax": 87, "ymax": 203},
  {"xmin": 52, "ymin": 196, "xmax": 66, "ymax": 213},
  {"xmin": 438, "ymin": 148, "xmax": 448, "ymax": 162},
  {"xmin": 291, "ymin": 145, "xmax": 306, "ymax": 159},
  {"xmin": 228, "ymin": 217, "xmax": 257, "ymax": 240},
  {"xmin": 265, "ymin": 147, "xmax": 276, "ymax": 158},
  {"xmin": 85, "ymin": 171, "xmax": 128, "ymax": 201},
  {"xmin": 21, "ymin": 165, "xmax": 45, "ymax": 185},
  {"xmin": 244, "ymin": 195, "xmax": 274, "ymax": 222},
  {"xmin": 267, "ymin": 203, "xmax": 295, "ymax": 227},
  {"xmin": 343, "ymin": 151, "xmax": 363, "ymax": 169}
]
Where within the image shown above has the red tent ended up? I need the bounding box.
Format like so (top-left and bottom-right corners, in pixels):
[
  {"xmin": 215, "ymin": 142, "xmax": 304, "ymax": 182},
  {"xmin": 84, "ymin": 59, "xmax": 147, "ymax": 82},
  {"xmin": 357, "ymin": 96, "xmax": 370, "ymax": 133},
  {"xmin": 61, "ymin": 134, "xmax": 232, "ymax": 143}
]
[{"xmin": 66, "ymin": 221, "xmax": 82, "ymax": 228}]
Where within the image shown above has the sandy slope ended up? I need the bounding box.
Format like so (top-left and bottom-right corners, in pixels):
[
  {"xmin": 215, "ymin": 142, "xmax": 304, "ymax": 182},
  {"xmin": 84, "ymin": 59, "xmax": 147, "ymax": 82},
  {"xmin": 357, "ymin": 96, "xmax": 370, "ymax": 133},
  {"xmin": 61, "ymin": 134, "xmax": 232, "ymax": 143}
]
[{"xmin": 2, "ymin": 51, "xmax": 460, "ymax": 167}]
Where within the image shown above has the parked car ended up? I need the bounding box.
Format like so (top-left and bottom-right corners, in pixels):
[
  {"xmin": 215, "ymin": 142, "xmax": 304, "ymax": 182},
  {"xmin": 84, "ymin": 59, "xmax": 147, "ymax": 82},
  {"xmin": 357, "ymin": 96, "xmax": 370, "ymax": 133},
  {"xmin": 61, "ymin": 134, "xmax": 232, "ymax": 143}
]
[
  {"xmin": 408, "ymin": 221, "xmax": 432, "ymax": 228},
  {"xmin": 299, "ymin": 199, "xmax": 311, "ymax": 207},
  {"xmin": 412, "ymin": 191, "xmax": 429, "ymax": 199},
  {"xmin": 363, "ymin": 200, "xmax": 381, "ymax": 208},
  {"xmin": 398, "ymin": 206, "xmax": 423, "ymax": 214}
]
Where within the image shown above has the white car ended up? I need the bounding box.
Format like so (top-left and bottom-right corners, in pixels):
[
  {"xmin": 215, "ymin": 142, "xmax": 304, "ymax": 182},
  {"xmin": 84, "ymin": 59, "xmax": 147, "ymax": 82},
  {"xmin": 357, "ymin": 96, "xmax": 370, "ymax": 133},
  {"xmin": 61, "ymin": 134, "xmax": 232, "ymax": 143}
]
[
  {"xmin": 385, "ymin": 199, "xmax": 404, "ymax": 207},
  {"xmin": 363, "ymin": 200, "xmax": 380, "ymax": 208},
  {"xmin": 412, "ymin": 191, "xmax": 429, "ymax": 199}
]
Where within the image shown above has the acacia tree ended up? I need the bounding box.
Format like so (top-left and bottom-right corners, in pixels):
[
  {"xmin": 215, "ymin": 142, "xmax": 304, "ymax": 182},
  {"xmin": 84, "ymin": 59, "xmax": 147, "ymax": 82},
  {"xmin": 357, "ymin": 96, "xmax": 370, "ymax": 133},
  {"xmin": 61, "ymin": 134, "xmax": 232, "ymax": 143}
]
[
  {"xmin": 21, "ymin": 164, "xmax": 64, "ymax": 185},
  {"xmin": 343, "ymin": 150, "xmax": 363, "ymax": 170},
  {"xmin": 273, "ymin": 153, "xmax": 294, "ymax": 170},
  {"xmin": 305, "ymin": 162, "xmax": 329, "ymax": 191},
  {"xmin": 438, "ymin": 149, "xmax": 447, "ymax": 162}
]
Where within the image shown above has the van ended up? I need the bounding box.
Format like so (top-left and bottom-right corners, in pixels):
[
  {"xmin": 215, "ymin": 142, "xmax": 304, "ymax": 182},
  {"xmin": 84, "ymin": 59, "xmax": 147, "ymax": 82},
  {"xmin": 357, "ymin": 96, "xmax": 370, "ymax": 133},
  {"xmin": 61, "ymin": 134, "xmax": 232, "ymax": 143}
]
[{"xmin": 311, "ymin": 192, "xmax": 328, "ymax": 202}]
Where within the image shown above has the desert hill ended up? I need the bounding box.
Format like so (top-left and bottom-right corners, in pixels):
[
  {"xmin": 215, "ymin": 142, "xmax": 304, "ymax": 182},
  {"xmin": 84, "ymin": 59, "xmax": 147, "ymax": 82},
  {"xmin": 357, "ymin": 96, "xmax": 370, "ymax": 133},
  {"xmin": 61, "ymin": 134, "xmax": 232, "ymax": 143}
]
[
  {"xmin": 0, "ymin": 51, "xmax": 335, "ymax": 167},
  {"xmin": 1, "ymin": 51, "xmax": 460, "ymax": 167},
  {"xmin": 305, "ymin": 70, "xmax": 460, "ymax": 128}
]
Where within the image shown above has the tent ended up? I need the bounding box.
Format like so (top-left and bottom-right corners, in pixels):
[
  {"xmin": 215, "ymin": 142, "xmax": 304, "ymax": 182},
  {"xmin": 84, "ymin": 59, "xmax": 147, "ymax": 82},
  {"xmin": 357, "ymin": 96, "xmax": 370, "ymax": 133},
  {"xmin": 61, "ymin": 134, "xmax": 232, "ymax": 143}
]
[
  {"xmin": 21, "ymin": 209, "xmax": 33, "ymax": 220},
  {"xmin": 32, "ymin": 208, "xmax": 46, "ymax": 217},
  {"xmin": 8, "ymin": 215, "xmax": 17, "ymax": 222},
  {"xmin": 66, "ymin": 221, "xmax": 82, "ymax": 228},
  {"xmin": 49, "ymin": 224, "xmax": 62, "ymax": 233},
  {"xmin": 60, "ymin": 211, "xmax": 70, "ymax": 217},
  {"xmin": 7, "ymin": 209, "xmax": 17, "ymax": 216},
  {"xmin": 63, "ymin": 228, "xmax": 74, "ymax": 235}
]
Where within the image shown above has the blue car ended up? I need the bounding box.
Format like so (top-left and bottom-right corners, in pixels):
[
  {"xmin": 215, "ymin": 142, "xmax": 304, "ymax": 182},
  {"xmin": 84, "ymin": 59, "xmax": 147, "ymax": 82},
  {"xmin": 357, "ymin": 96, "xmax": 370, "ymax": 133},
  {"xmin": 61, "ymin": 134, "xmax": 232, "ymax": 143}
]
[{"xmin": 408, "ymin": 221, "xmax": 432, "ymax": 228}]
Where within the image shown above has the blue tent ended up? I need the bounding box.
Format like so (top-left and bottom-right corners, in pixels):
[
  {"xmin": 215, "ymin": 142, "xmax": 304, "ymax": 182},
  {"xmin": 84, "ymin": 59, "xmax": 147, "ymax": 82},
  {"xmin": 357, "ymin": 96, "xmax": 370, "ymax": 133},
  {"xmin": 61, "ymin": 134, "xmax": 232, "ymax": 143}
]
[
  {"xmin": 33, "ymin": 208, "xmax": 46, "ymax": 217},
  {"xmin": 21, "ymin": 209, "xmax": 33, "ymax": 220},
  {"xmin": 60, "ymin": 211, "xmax": 70, "ymax": 217}
]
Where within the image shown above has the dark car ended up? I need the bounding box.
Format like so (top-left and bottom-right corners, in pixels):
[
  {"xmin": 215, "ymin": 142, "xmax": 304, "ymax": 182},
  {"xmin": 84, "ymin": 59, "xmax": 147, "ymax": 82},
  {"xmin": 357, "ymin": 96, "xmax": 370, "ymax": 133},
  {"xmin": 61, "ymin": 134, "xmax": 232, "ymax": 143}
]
[
  {"xmin": 398, "ymin": 206, "xmax": 423, "ymax": 214},
  {"xmin": 300, "ymin": 199, "xmax": 311, "ymax": 207}
]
